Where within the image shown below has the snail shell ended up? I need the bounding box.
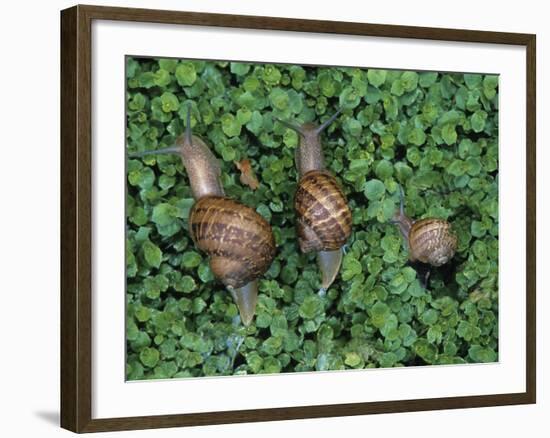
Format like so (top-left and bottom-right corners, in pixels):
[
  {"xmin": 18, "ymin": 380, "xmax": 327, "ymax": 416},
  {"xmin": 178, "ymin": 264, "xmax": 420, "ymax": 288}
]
[
  {"xmin": 294, "ymin": 170, "xmax": 352, "ymax": 253},
  {"xmin": 408, "ymin": 218, "xmax": 457, "ymax": 266},
  {"xmin": 189, "ymin": 196, "xmax": 276, "ymax": 289},
  {"xmin": 391, "ymin": 186, "xmax": 457, "ymax": 268}
]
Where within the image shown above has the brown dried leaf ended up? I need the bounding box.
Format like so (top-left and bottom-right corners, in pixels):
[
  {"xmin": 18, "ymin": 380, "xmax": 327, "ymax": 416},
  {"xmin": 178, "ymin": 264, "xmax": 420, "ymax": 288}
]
[{"xmin": 234, "ymin": 159, "xmax": 259, "ymax": 190}]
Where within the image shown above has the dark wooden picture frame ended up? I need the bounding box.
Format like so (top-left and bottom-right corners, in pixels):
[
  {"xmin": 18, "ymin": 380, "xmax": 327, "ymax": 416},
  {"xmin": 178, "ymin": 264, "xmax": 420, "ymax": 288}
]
[{"xmin": 60, "ymin": 4, "xmax": 536, "ymax": 433}]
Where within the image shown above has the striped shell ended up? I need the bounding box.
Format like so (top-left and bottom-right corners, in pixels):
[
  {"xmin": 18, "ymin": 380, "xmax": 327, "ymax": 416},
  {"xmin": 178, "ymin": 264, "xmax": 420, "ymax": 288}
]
[
  {"xmin": 408, "ymin": 218, "xmax": 458, "ymax": 266},
  {"xmin": 294, "ymin": 170, "xmax": 352, "ymax": 253},
  {"xmin": 189, "ymin": 196, "xmax": 276, "ymax": 289}
]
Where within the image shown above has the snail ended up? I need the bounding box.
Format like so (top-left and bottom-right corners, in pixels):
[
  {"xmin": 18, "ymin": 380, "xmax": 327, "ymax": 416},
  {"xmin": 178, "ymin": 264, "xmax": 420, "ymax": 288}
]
[
  {"xmin": 131, "ymin": 105, "xmax": 276, "ymax": 326},
  {"xmin": 391, "ymin": 186, "xmax": 457, "ymax": 267},
  {"xmin": 277, "ymin": 109, "xmax": 352, "ymax": 292}
]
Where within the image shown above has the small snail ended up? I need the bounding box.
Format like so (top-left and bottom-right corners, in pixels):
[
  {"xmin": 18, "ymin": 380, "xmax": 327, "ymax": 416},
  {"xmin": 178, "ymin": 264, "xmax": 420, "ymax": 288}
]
[
  {"xmin": 132, "ymin": 106, "xmax": 276, "ymax": 326},
  {"xmin": 391, "ymin": 187, "xmax": 457, "ymax": 267},
  {"xmin": 277, "ymin": 109, "xmax": 352, "ymax": 292}
]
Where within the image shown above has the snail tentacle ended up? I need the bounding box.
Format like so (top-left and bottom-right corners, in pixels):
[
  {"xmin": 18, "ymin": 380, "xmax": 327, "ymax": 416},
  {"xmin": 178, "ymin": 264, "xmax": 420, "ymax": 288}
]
[
  {"xmin": 314, "ymin": 108, "xmax": 342, "ymax": 136},
  {"xmin": 390, "ymin": 186, "xmax": 413, "ymax": 241},
  {"xmin": 128, "ymin": 146, "xmax": 180, "ymax": 158},
  {"xmin": 185, "ymin": 103, "xmax": 193, "ymax": 145},
  {"xmin": 275, "ymin": 117, "xmax": 308, "ymax": 136}
]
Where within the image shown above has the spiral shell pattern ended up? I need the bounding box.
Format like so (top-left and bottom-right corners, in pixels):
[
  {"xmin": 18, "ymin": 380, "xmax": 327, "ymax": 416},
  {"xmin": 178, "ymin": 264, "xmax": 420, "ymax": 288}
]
[
  {"xmin": 189, "ymin": 196, "xmax": 276, "ymax": 289},
  {"xmin": 294, "ymin": 170, "xmax": 352, "ymax": 253},
  {"xmin": 408, "ymin": 218, "xmax": 457, "ymax": 266}
]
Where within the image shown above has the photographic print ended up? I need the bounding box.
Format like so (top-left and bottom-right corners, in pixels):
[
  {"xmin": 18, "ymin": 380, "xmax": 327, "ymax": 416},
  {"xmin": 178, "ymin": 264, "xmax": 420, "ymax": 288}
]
[
  {"xmin": 125, "ymin": 57, "xmax": 499, "ymax": 380},
  {"xmin": 61, "ymin": 5, "xmax": 536, "ymax": 431}
]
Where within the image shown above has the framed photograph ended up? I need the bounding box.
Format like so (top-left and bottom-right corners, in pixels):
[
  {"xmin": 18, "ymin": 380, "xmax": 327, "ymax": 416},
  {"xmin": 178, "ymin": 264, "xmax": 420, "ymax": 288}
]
[{"xmin": 60, "ymin": 4, "xmax": 536, "ymax": 433}]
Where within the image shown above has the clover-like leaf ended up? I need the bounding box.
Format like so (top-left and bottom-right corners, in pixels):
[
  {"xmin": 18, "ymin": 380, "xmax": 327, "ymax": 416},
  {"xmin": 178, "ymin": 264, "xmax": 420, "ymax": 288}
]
[
  {"xmin": 140, "ymin": 347, "xmax": 160, "ymax": 368},
  {"xmin": 175, "ymin": 62, "xmax": 197, "ymax": 86},
  {"xmin": 367, "ymin": 69, "xmax": 387, "ymax": 87},
  {"xmin": 142, "ymin": 240, "xmax": 162, "ymax": 268},
  {"xmin": 364, "ymin": 179, "xmax": 386, "ymax": 200}
]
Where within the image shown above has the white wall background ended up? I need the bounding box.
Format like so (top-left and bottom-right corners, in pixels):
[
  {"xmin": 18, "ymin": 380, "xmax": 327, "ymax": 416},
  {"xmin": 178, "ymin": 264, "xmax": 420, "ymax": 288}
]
[{"xmin": 0, "ymin": 0, "xmax": 545, "ymax": 436}]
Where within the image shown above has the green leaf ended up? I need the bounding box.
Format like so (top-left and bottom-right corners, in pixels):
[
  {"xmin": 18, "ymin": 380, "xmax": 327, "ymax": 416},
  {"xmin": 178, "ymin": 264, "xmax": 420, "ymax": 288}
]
[
  {"xmin": 152, "ymin": 203, "xmax": 182, "ymax": 227},
  {"xmin": 345, "ymin": 118, "xmax": 362, "ymax": 137},
  {"xmin": 375, "ymin": 160, "xmax": 393, "ymax": 179},
  {"xmin": 221, "ymin": 113, "xmax": 242, "ymax": 137},
  {"xmin": 191, "ymin": 297, "xmax": 206, "ymax": 314},
  {"xmin": 389, "ymin": 274, "xmax": 407, "ymax": 295},
  {"xmin": 441, "ymin": 124, "xmax": 457, "ymax": 145},
  {"xmin": 363, "ymin": 179, "xmax": 386, "ymax": 200},
  {"xmin": 128, "ymin": 167, "xmax": 155, "ymax": 189},
  {"xmin": 126, "ymin": 57, "xmax": 139, "ymax": 79},
  {"xmin": 427, "ymin": 325, "xmax": 443, "ymax": 344},
  {"xmin": 464, "ymin": 73, "xmax": 482, "ymax": 89},
  {"xmin": 154, "ymin": 69, "xmax": 171, "ymax": 87},
  {"xmin": 390, "ymin": 79, "xmax": 405, "ymax": 96},
  {"xmin": 269, "ymin": 88, "xmax": 289, "ymax": 110},
  {"xmin": 262, "ymin": 65, "xmax": 281, "ymax": 85},
  {"xmin": 468, "ymin": 345, "xmax": 497, "ymax": 363},
  {"xmin": 134, "ymin": 305, "xmax": 151, "ymax": 322},
  {"xmin": 408, "ymin": 127, "xmax": 426, "ymax": 146},
  {"xmin": 159, "ymin": 338, "xmax": 177, "ymax": 358},
  {"xmin": 421, "ymin": 309, "xmax": 439, "ymax": 325},
  {"xmin": 299, "ymin": 295, "xmax": 324, "ymax": 320},
  {"xmin": 401, "ymin": 71, "xmax": 419, "ymax": 92},
  {"xmin": 138, "ymin": 72, "xmax": 155, "ymax": 88},
  {"xmin": 457, "ymin": 321, "xmax": 482, "ymax": 341},
  {"xmin": 471, "ymin": 110, "xmax": 488, "ymax": 133},
  {"xmin": 178, "ymin": 275, "xmax": 197, "ymax": 293},
  {"xmin": 175, "ymin": 62, "xmax": 197, "ymax": 86},
  {"xmin": 344, "ymin": 352, "xmax": 362, "ymax": 367},
  {"xmin": 483, "ymin": 75, "xmax": 499, "ymax": 99},
  {"xmin": 369, "ymin": 301, "xmax": 390, "ymax": 329},
  {"xmin": 230, "ymin": 62, "xmax": 251, "ymax": 76},
  {"xmin": 419, "ymin": 72, "xmax": 438, "ymax": 88},
  {"xmin": 128, "ymin": 93, "xmax": 146, "ymax": 111},
  {"xmin": 465, "ymin": 157, "xmax": 482, "ymax": 176},
  {"xmin": 471, "ymin": 220, "xmax": 487, "ymax": 238},
  {"xmin": 367, "ymin": 69, "xmax": 387, "ymax": 87},
  {"xmin": 139, "ymin": 347, "xmax": 160, "ymax": 368},
  {"xmin": 342, "ymin": 255, "xmax": 362, "ymax": 281},
  {"xmin": 414, "ymin": 339, "xmax": 437, "ymax": 363},
  {"xmin": 246, "ymin": 352, "xmax": 263, "ymax": 373},
  {"xmin": 160, "ymin": 92, "xmax": 179, "ymax": 112},
  {"xmin": 158, "ymin": 58, "xmax": 178, "ymax": 72},
  {"xmin": 181, "ymin": 251, "xmax": 202, "ymax": 269},
  {"xmin": 339, "ymin": 86, "xmax": 361, "ymax": 109},
  {"xmin": 263, "ymin": 357, "xmax": 282, "ymax": 373},
  {"xmin": 447, "ymin": 160, "xmax": 466, "ymax": 177},
  {"xmin": 142, "ymin": 240, "xmax": 162, "ymax": 268}
]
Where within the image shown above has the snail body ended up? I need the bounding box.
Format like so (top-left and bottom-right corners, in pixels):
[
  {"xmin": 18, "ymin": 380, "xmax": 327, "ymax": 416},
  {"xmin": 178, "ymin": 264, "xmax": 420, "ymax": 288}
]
[
  {"xmin": 277, "ymin": 109, "xmax": 352, "ymax": 291},
  {"xmin": 392, "ymin": 188, "xmax": 457, "ymax": 267},
  {"xmin": 132, "ymin": 106, "xmax": 276, "ymax": 325}
]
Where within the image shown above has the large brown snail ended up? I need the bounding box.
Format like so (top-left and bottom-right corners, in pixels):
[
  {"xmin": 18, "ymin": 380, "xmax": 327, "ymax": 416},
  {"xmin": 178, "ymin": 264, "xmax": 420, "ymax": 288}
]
[
  {"xmin": 132, "ymin": 106, "xmax": 276, "ymax": 326},
  {"xmin": 391, "ymin": 186, "xmax": 457, "ymax": 267},
  {"xmin": 277, "ymin": 109, "xmax": 352, "ymax": 292}
]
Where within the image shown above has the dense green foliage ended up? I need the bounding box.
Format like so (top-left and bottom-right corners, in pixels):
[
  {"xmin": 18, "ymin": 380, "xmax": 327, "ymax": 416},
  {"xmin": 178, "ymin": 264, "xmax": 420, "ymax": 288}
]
[{"xmin": 126, "ymin": 56, "xmax": 499, "ymax": 380}]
